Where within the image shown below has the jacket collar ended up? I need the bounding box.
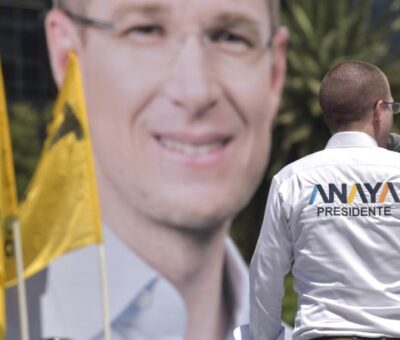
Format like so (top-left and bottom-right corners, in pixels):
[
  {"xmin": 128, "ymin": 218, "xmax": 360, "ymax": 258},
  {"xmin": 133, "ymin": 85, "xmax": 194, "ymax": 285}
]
[{"xmin": 325, "ymin": 131, "xmax": 378, "ymax": 149}]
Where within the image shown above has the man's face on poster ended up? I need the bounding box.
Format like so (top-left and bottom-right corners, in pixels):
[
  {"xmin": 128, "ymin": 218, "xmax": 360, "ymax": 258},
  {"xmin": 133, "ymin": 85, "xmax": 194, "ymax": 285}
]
[{"xmin": 52, "ymin": 0, "xmax": 287, "ymax": 231}]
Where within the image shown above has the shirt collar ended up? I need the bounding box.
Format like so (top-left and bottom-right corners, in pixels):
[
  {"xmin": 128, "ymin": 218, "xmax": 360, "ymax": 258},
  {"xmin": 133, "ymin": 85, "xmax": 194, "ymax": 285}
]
[
  {"xmin": 325, "ymin": 131, "xmax": 378, "ymax": 149},
  {"xmin": 104, "ymin": 225, "xmax": 164, "ymax": 322}
]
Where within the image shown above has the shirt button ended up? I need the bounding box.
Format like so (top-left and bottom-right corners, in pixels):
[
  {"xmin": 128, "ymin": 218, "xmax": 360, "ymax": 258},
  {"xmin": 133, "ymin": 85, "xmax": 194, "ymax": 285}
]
[{"xmin": 136, "ymin": 289, "xmax": 152, "ymax": 309}]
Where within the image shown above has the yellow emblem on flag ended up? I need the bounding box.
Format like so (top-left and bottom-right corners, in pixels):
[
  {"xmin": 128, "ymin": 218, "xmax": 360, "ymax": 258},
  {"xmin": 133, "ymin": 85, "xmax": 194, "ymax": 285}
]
[
  {"xmin": 5, "ymin": 52, "xmax": 103, "ymax": 285},
  {"xmin": 0, "ymin": 57, "xmax": 18, "ymax": 340}
]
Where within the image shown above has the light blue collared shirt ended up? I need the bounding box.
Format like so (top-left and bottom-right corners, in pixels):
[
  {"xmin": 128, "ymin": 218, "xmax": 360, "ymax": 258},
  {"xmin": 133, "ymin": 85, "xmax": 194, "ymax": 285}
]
[{"xmin": 7, "ymin": 225, "xmax": 256, "ymax": 340}]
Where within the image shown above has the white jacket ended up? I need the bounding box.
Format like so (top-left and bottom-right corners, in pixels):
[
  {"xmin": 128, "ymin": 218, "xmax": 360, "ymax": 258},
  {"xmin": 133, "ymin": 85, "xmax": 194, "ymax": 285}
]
[{"xmin": 250, "ymin": 132, "xmax": 400, "ymax": 340}]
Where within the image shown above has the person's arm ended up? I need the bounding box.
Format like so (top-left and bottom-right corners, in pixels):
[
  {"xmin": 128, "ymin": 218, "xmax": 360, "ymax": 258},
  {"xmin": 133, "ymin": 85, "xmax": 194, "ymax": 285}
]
[{"xmin": 249, "ymin": 176, "xmax": 293, "ymax": 340}]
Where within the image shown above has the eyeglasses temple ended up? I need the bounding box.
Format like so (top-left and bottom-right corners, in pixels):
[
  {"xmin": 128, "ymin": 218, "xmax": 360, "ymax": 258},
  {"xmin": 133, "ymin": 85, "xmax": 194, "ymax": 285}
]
[{"xmin": 62, "ymin": 9, "xmax": 115, "ymax": 30}]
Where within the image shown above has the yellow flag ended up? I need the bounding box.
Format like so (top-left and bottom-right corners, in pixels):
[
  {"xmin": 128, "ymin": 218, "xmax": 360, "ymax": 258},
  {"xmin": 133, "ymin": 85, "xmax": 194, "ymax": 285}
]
[
  {"xmin": 5, "ymin": 52, "xmax": 103, "ymax": 285},
  {"xmin": 0, "ymin": 58, "xmax": 17, "ymax": 339}
]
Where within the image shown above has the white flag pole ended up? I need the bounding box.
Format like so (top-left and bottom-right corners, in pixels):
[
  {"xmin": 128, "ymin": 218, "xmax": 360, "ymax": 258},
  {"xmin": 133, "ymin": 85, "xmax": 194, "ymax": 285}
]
[
  {"xmin": 97, "ymin": 243, "xmax": 112, "ymax": 340},
  {"xmin": 12, "ymin": 219, "xmax": 30, "ymax": 340}
]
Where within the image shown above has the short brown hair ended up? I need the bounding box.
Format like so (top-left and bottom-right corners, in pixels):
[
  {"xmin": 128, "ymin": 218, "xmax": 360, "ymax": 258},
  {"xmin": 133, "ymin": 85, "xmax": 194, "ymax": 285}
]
[
  {"xmin": 53, "ymin": 0, "xmax": 88, "ymax": 13},
  {"xmin": 319, "ymin": 60, "xmax": 391, "ymax": 132},
  {"xmin": 267, "ymin": 0, "xmax": 280, "ymax": 35}
]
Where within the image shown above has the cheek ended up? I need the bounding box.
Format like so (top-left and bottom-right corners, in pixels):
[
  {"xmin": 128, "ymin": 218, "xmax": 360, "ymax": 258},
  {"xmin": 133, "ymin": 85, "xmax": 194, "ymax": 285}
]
[
  {"xmin": 81, "ymin": 45, "xmax": 164, "ymax": 151},
  {"xmin": 241, "ymin": 91, "xmax": 277, "ymax": 177},
  {"xmin": 247, "ymin": 80, "xmax": 280, "ymax": 151},
  {"xmin": 82, "ymin": 36, "xmax": 164, "ymax": 114},
  {"xmin": 220, "ymin": 64, "xmax": 277, "ymax": 161},
  {"xmin": 235, "ymin": 80, "xmax": 277, "ymax": 137},
  {"xmin": 222, "ymin": 63, "xmax": 277, "ymax": 123}
]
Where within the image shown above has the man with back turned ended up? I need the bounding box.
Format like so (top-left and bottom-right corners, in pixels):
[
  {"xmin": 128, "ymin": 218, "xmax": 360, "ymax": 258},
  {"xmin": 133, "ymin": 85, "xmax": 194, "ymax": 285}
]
[{"xmin": 250, "ymin": 60, "xmax": 400, "ymax": 339}]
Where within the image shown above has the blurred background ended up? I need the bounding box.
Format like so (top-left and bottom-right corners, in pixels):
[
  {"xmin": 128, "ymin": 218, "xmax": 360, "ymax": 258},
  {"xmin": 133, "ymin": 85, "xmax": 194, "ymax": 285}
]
[{"xmin": 1, "ymin": 0, "xmax": 400, "ymax": 327}]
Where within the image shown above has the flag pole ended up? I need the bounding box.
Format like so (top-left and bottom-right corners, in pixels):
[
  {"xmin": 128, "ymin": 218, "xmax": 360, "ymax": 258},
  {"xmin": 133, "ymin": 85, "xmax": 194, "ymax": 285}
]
[
  {"xmin": 98, "ymin": 243, "xmax": 111, "ymax": 340},
  {"xmin": 12, "ymin": 219, "xmax": 30, "ymax": 340}
]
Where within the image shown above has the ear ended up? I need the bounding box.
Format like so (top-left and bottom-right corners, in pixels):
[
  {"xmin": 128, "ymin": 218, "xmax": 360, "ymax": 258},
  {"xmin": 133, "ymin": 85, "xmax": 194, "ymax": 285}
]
[
  {"xmin": 270, "ymin": 26, "xmax": 289, "ymax": 95},
  {"xmin": 373, "ymin": 100, "xmax": 383, "ymax": 124},
  {"xmin": 372, "ymin": 99, "xmax": 385, "ymax": 144},
  {"xmin": 45, "ymin": 8, "xmax": 81, "ymax": 88}
]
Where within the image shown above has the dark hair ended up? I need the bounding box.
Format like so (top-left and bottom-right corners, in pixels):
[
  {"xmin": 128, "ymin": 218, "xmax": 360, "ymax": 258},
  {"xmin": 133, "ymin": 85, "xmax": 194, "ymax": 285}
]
[
  {"xmin": 53, "ymin": 0, "xmax": 88, "ymax": 13},
  {"xmin": 319, "ymin": 60, "xmax": 391, "ymax": 132},
  {"xmin": 267, "ymin": 0, "xmax": 280, "ymax": 35}
]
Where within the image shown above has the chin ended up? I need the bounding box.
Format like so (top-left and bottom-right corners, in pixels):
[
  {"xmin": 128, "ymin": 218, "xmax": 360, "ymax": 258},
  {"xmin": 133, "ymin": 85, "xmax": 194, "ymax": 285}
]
[
  {"xmin": 153, "ymin": 192, "xmax": 250, "ymax": 232},
  {"xmin": 168, "ymin": 209, "xmax": 232, "ymax": 231}
]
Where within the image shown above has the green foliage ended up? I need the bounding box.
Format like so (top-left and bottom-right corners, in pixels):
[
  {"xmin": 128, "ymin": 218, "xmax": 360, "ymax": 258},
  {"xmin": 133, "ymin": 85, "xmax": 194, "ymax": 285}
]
[
  {"xmin": 232, "ymin": 0, "xmax": 400, "ymax": 327},
  {"xmin": 282, "ymin": 274, "xmax": 297, "ymax": 325},
  {"xmin": 271, "ymin": 0, "xmax": 400, "ymax": 176},
  {"xmin": 9, "ymin": 103, "xmax": 51, "ymax": 200}
]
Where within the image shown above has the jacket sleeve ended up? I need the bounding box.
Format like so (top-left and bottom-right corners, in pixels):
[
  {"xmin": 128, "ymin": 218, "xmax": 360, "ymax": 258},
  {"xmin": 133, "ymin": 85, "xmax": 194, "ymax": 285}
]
[{"xmin": 249, "ymin": 176, "xmax": 293, "ymax": 340}]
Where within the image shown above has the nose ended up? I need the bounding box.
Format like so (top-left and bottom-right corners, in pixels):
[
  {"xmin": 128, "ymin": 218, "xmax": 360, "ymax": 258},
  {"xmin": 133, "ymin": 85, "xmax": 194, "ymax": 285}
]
[{"xmin": 161, "ymin": 35, "xmax": 219, "ymax": 116}]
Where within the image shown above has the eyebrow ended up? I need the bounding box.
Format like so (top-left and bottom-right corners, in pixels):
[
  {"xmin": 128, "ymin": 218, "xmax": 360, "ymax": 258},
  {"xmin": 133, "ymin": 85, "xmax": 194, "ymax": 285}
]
[
  {"xmin": 208, "ymin": 11, "xmax": 266, "ymax": 33},
  {"xmin": 208, "ymin": 12, "xmax": 266, "ymax": 39},
  {"xmin": 111, "ymin": 2, "xmax": 171, "ymax": 21},
  {"xmin": 214, "ymin": 12, "xmax": 262, "ymax": 27}
]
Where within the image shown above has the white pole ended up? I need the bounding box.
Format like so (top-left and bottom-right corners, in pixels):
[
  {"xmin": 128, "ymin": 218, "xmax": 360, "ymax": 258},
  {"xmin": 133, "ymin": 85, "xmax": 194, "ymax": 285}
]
[
  {"xmin": 97, "ymin": 243, "xmax": 112, "ymax": 340},
  {"xmin": 12, "ymin": 219, "xmax": 30, "ymax": 340}
]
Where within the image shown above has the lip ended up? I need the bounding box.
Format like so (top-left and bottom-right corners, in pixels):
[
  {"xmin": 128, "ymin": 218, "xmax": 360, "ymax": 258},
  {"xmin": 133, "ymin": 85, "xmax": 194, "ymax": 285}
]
[{"xmin": 153, "ymin": 132, "xmax": 234, "ymax": 165}]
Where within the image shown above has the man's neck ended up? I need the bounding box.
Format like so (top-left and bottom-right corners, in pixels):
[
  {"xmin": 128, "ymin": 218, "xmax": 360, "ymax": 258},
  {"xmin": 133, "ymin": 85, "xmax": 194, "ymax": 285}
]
[{"xmin": 106, "ymin": 207, "xmax": 232, "ymax": 340}]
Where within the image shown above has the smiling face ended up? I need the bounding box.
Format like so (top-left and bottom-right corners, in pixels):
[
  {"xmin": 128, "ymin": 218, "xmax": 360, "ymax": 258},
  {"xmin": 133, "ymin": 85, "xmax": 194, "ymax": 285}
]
[{"xmin": 47, "ymin": 0, "xmax": 287, "ymax": 231}]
